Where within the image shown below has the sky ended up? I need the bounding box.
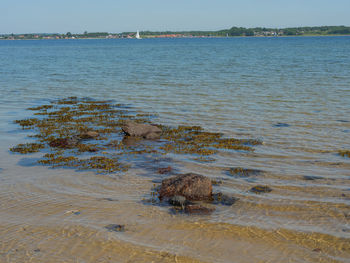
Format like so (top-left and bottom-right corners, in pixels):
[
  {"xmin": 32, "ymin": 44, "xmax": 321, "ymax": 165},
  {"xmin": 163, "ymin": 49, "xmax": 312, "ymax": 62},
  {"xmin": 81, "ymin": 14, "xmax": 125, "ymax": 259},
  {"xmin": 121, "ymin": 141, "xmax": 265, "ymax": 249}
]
[{"xmin": 1, "ymin": 0, "xmax": 350, "ymax": 34}]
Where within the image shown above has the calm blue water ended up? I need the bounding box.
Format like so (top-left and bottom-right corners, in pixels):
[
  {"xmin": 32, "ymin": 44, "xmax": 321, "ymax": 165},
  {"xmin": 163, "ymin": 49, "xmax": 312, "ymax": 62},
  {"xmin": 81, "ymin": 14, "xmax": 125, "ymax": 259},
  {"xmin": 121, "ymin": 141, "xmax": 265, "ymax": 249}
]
[{"xmin": 0, "ymin": 37, "xmax": 350, "ymax": 262}]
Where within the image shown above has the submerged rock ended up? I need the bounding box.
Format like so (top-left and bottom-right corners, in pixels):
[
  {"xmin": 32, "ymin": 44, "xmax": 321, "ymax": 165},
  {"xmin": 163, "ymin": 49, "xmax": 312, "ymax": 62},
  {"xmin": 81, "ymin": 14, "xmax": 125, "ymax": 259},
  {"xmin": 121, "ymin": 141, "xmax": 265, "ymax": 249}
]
[
  {"xmin": 250, "ymin": 185, "xmax": 272, "ymax": 194},
  {"xmin": 303, "ymin": 175, "xmax": 322, "ymax": 181},
  {"xmin": 184, "ymin": 204, "xmax": 215, "ymax": 215},
  {"xmin": 168, "ymin": 195, "xmax": 187, "ymax": 208},
  {"xmin": 212, "ymin": 192, "xmax": 239, "ymax": 206},
  {"xmin": 121, "ymin": 120, "xmax": 162, "ymax": 139},
  {"xmin": 79, "ymin": 130, "xmax": 99, "ymax": 139},
  {"xmin": 158, "ymin": 166, "xmax": 172, "ymax": 174},
  {"xmin": 49, "ymin": 137, "xmax": 79, "ymax": 148},
  {"xmin": 273, "ymin": 123, "xmax": 290, "ymax": 127},
  {"xmin": 159, "ymin": 173, "xmax": 212, "ymax": 201},
  {"xmin": 105, "ymin": 224, "xmax": 125, "ymax": 232}
]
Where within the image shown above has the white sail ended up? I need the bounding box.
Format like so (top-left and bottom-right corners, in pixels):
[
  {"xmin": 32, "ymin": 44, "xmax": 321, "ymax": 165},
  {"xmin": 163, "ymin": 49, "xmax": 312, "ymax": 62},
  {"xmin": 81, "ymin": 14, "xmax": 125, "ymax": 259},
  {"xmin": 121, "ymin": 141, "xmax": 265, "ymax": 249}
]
[{"xmin": 136, "ymin": 30, "xmax": 141, "ymax": 39}]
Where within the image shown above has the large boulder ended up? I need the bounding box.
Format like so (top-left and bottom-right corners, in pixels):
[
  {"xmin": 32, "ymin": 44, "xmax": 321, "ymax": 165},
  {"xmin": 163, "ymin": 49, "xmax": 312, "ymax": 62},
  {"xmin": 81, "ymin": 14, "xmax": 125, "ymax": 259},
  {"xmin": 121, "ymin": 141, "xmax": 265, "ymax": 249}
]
[
  {"xmin": 159, "ymin": 173, "xmax": 212, "ymax": 201},
  {"xmin": 121, "ymin": 120, "xmax": 162, "ymax": 139}
]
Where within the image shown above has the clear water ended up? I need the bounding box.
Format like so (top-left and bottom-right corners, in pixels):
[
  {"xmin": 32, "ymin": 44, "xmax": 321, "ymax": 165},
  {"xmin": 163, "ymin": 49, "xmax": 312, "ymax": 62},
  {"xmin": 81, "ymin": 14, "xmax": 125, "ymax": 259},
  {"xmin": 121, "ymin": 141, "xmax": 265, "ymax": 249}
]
[{"xmin": 0, "ymin": 37, "xmax": 350, "ymax": 263}]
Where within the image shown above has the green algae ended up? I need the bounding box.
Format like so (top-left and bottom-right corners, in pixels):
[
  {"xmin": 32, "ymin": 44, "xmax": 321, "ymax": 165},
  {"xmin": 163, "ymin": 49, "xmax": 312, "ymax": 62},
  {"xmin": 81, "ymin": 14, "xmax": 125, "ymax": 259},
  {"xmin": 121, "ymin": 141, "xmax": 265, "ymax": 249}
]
[{"xmin": 11, "ymin": 97, "xmax": 262, "ymax": 173}]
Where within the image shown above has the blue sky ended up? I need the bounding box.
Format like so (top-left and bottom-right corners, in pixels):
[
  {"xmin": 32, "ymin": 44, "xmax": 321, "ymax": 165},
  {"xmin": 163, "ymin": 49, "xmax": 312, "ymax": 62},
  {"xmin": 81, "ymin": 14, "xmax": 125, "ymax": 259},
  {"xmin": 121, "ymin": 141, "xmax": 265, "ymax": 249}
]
[{"xmin": 1, "ymin": 0, "xmax": 350, "ymax": 34}]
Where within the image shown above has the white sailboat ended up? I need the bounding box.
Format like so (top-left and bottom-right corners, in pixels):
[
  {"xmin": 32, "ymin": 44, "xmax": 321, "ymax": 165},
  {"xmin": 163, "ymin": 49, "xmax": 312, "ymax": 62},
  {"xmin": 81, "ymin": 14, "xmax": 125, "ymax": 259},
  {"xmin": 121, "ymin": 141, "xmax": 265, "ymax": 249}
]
[{"xmin": 135, "ymin": 30, "xmax": 141, "ymax": 39}]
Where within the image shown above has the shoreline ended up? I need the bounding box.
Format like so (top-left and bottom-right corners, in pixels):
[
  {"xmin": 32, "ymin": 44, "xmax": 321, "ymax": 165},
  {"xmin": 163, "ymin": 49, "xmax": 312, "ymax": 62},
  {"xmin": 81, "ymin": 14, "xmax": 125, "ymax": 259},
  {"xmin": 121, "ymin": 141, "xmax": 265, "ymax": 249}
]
[{"xmin": 1, "ymin": 34, "xmax": 350, "ymax": 41}]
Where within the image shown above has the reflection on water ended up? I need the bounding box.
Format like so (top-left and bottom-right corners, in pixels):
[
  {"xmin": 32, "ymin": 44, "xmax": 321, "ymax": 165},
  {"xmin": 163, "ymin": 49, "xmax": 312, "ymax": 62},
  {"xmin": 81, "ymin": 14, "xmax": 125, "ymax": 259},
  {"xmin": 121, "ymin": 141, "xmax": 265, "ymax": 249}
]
[{"xmin": 0, "ymin": 37, "xmax": 350, "ymax": 262}]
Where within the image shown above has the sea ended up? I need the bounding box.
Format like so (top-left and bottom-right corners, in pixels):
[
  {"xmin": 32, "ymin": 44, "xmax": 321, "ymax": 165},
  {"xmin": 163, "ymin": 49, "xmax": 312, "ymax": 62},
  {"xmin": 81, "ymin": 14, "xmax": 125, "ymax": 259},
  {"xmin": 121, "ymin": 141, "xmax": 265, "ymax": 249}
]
[{"xmin": 0, "ymin": 37, "xmax": 349, "ymax": 263}]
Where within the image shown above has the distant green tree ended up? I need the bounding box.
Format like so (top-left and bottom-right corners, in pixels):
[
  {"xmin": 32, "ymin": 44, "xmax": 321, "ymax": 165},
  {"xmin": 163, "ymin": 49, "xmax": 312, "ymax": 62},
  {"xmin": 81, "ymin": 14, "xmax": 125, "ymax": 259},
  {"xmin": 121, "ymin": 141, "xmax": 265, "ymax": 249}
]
[{"xmin": 66, "ymin": 32, "xmax": 72, "ymax": 37}]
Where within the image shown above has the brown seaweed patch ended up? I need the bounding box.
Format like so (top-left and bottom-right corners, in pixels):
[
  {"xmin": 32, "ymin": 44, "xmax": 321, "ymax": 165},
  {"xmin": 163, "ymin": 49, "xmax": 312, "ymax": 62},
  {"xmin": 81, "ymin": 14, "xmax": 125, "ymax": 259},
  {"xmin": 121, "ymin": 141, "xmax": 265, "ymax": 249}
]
[
  {"xmin": 250, "ymin": 185, "xmax": 272, "ymax": 194},
  {"xmin": 339, "ymin": 150, "xmax": 350, "ymax": 158},
  {"xmin": 14, "ymin": 118, "xmax": 40, "ymax": 129},
  {"xmin": 27, "ymin": 105, "xmax": 53, "ymax": 111},
  {"xmin": 79, "ymin": 156, "xmax": 129, "ymax": 173},
  {"xmin": 10, "ymin": 143, "xmax": 45, "ymax": 154},
  {"xmin": 11, "ymin": 98, "xmax": 262, "ymax": 174},
  {"xmin": 228, "ymin": 167, "xmax": 264, "ymax": 177},
  {"xmin": 160, "ymin": 125, "xmax": 257, "ymax": 155},
  {"xmin": 76, "ymin": 143, "xmax": 99, "ymax": 153},
  {"xmin": 38, "ymin": 153, "xmax": 78, "ymax": 167}
]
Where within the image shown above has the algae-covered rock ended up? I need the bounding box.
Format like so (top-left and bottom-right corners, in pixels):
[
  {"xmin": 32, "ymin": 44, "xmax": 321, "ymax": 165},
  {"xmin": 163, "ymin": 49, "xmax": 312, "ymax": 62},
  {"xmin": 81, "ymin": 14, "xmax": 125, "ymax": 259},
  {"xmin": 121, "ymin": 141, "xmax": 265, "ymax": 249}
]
[{"xmin": 159, "ymin": 173, "xmax": 212, "ymax": 201}]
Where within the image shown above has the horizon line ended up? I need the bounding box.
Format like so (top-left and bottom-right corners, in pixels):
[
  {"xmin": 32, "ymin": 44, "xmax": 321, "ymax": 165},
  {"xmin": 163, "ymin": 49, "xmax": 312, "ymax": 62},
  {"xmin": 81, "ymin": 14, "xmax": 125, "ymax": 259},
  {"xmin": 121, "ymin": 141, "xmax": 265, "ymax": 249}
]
[{"xmin": 1, "ymin": 25, "xmax": 350, "ymax": 35}]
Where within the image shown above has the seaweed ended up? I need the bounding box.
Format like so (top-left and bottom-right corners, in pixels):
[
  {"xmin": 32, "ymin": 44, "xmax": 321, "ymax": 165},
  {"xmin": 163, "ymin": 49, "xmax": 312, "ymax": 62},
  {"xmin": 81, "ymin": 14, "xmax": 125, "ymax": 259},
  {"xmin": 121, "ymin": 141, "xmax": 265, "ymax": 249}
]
[
  {"xmin": 10, "ymin": 97, "xmax": 262, "ymax": 174},
  {"xmin": 10, "ymin": 143, "xmax": 45, "ymax": 154},
  {"xmin": 228, "ymin": 167, "xmax": 264, "ymax": 177},
  {"xmin": 339, "ymin": 150, "xmax": 350, "ymax": 158}
]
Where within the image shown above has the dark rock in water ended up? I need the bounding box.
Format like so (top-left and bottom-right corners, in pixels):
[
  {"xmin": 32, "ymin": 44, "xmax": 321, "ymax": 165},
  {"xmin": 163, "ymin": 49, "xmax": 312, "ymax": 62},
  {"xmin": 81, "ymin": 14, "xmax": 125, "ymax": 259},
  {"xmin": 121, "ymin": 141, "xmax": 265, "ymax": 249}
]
[
  {"xmin": 250, "ymin": 185, "xmax": 272, "ymax": 194},
  {"xmin": 184, "ymin": 204, "xmax": 215, "ymax": 215},
  {"xmin": 100, "ymin": 197, "xmax": 118, "ymax": 202},
  {"xmin": 79, "ymin": 130, "xmax": 99, "ymax": 139},
  {"xmin": 273, "ymin": 123, "xmax": 290, "ymax": 127},
  {"xmin": 105, "ymin": 224, "xmax": 125, "ymax": 232},
  {"xmin": 121, "ymin": 120, "xmax": 162, "ymax": 139},
  {"xmin": 49, "ymin": 137, "xmax": 79, "ymax": 148},
  {"xmin": 212, "ymin": 193, "xmax": 239, "ymax": 206},
  {"xmin": 159, "ymin": 173, "xmax": 212, "ymax": 201},
  {"xmin": 303, "ymin": 175, "xmax": 322, "ymax": 181},
  {"xmin": 158, "ymin": 166, "xmax": 172, "ymax": 174},
  {"xmin": 168, "ymin": 195, "xmax": 187, "ymax": 208}
]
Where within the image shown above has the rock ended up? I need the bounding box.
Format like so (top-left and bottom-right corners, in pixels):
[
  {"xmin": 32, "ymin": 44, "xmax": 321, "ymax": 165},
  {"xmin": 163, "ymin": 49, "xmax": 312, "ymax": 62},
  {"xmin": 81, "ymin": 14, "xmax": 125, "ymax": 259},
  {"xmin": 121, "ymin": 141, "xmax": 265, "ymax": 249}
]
[
  {"xmin": 158, "ymin": 166, "xmax": 172, "ymax": 174},
  {"xmin": 212, "ymin": 192, "xmax": 239, "ymax": 206},
  {"xmin": 49, "ymin": 137, "xmax": 79, "ymax": 148},
  {"xmin": 250, "ymin": 185, "xmax": 272, "ymax": 194},
  {"xmin": 273, "ymin": 123, "xmax": 290, "ymax": 127},
  {"xmin": 303, "ymin": 175, "xmax": 322, "ymax": 181},
  {"xmin": 80, "ymin": 130, "xmax": 99, "ymax": 139},
  {"xmin": 184, "ymin": 204, "xmax": 215, "ymax": 215},
  {"xmin": 168, "ymin": 195, "xmax": 187, "ymax": 208},
  {"xmin": 121, "ymin": 120, "xmax": 162, "ymax": 139},
  {"xmin": 159, "ymin": 173, "xmax": 212, "ymax": 201},
  {"xmin": 105, "ymin": 224, "xmax": 125, "ymax": 232}
]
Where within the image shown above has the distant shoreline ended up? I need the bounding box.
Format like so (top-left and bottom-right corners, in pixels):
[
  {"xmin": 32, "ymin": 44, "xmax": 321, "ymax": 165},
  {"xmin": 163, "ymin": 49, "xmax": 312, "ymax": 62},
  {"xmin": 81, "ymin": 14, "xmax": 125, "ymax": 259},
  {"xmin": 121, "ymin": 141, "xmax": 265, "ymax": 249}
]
[
  {"xmin": 2, "ymin": 26, "xmax": 350, "ymax": 40},
  {"xmin": 1, "ymin": 35, "xmax": 350, "ymax": 41}
]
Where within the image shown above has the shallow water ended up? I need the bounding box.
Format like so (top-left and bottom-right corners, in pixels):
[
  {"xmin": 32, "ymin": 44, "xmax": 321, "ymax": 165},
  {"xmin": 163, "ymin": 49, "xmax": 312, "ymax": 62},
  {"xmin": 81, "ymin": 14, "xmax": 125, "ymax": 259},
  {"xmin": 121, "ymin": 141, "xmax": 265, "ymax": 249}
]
[{"xmin": 0, "ymin": 37, "xmax": 350, "ymax": 263}]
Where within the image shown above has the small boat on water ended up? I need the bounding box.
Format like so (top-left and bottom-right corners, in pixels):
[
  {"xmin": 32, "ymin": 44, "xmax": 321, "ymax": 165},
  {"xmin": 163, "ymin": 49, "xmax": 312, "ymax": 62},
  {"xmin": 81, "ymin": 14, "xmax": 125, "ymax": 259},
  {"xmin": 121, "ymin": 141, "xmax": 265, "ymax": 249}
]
[{"xmin": 136, "ymin": 30, "xmax": 141, "ymax": 39}]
